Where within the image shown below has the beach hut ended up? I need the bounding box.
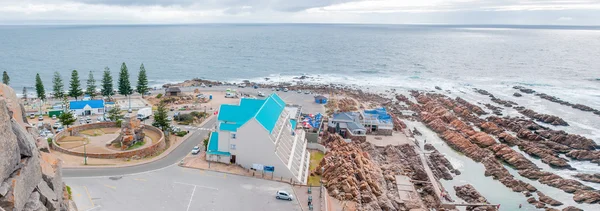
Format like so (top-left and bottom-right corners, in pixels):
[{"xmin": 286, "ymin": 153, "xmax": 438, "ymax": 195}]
[
  {"xmin": 314, "ymin": 95, "xmax": 328, "ymax": 104},
  {"xmin": 165, "ymin": 86, "xmax": 182, "ymax": 97}
]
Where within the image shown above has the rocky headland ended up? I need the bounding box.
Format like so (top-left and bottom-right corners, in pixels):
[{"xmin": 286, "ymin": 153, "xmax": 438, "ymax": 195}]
[{"xmin": 0, "ymin": 84, "xmax": 76, "ymax": 211}]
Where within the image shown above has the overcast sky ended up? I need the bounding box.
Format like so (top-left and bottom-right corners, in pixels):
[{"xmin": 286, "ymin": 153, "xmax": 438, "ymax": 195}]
[{"xmin": 1, "ymin": 0, "xmax": 599, "ymax": 25}]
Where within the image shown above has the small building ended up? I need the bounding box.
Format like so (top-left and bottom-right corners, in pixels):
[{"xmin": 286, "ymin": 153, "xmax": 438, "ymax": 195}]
[
  {"xmin": 327, "ymin": 112, "xmax": 366, "ymax": 142},
  {"xmin": 314, "ymin": 95, "xmax": 328, "ymax": 104},
  {"xmin": 361, "ymin": 107, "xmax": 394, "ymax": 135},
  {"xmin": 165, "ymin": 86, "xmax": 182, "ymax": 97},
  {"xmin": 69, "ymin": 100, "xmax": 105, "ymax": 116},
  {"xmin": 206, "ymin": 93, "xmax": 310, "ymax": 184}
]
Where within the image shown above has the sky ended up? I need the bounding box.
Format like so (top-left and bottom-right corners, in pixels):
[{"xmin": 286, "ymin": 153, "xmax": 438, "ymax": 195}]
[{"xmin": 0, "ymin": 0, "xmax": 600, "ymax": 25}]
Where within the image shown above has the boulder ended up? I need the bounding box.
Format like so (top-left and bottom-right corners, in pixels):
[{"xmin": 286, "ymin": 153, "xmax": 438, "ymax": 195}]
[
  {"xmin": 0, "ymin": 155, "xmax": 43, "ymax": 210},
  {"xmin": 561, "ymin": 206, "xmax": 583, "ymax": 211},
  {"xmin": 537, "ymin": 191, "xmax": 563, "ymax": 206},
  {"xmin": 573, "ymin": 173, "xmax": 600, "ymax": 184},
  {"xmin": 36, "ymin": 180, "xmax": 58, "ymax": 210},
  {"xmin": 0, "ymin": 100, "xmax": 20, "ymax": 184},
  {"xmin": 11, "ymin": 119, "xmax": 37, "ymax": 157},
  {"xmin": 22, "ymin": 191, "xmax": 46, "ymax": 211}
]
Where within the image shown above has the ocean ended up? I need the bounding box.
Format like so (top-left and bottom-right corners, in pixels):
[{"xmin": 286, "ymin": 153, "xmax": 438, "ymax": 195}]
[{"xmin": 1, "ymin": 24, "xmax": 600, "ymax": 210}]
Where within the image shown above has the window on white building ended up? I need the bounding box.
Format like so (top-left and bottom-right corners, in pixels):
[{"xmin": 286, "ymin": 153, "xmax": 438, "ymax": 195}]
[
  {"xmin": 231, "ymin": 144, "xmax": 236, "ymax": 150},
  {"xmin": 231, "ymin": 133, "xmax": 236, "ymax": 139}
]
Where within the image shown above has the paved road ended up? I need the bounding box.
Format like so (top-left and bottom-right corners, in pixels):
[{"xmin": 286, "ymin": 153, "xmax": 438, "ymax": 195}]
[
  {"xmin": 63, "ymin": 117, "xmax": 217, "ymax": 177},
  {"xmin": 67, "ymin": 165, "xmax": 301, "ymax": 211}
]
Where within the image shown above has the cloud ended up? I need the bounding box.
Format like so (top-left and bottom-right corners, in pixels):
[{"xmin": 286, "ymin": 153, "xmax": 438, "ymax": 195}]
[
  {"xmin": 0, "ymin": 0, "xmax": 599, "ymax": 24},
  {"xmin": 557, "ymin": 16, "xmax": 574, "ymax": 21}
]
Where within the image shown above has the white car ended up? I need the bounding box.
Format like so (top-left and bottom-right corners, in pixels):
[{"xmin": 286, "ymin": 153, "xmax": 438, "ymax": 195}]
[
  {"xmin": 257, "ymin": 92, "xmax": 265, "ymax": 97},
  {"xmin": 51, "ymin": 115, "xmax": 57, "ymax": 120},
  {"xmin": 275, "ymin": 191, "xmax": 293, "ymax": 201},
  {"xmin": 191, "ymin": 146, "xmax": 201, "ymax": 155},
  {"xmin": 53, "ymin": 122, "xmax": 62, "ymax": 129}
]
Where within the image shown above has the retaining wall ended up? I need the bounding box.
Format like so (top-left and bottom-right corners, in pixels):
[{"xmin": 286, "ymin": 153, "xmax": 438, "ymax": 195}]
[
  {"xmin": 52, "ymin": 123, "xmax": 166, "ymax": 159},
  {"xmin": 307, "ymin": 143, "xmax": 327, "ymax": 153}
]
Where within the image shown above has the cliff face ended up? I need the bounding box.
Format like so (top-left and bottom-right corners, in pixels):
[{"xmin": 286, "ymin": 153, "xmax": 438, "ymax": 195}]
[{"xmin": 0, "ymin": 84, "xmax": 74, "ymax": 211}]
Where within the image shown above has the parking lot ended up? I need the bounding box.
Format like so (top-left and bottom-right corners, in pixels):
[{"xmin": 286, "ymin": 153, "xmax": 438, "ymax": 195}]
[{"xmin": 66, "ymin": 165, "xmax": 301, "ymax": 211}]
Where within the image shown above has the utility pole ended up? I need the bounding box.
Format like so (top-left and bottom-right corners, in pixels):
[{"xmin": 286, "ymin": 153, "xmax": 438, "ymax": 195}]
[{"xmin": 83, "ymin": 140, "xmax": 88, "ymax": 165}]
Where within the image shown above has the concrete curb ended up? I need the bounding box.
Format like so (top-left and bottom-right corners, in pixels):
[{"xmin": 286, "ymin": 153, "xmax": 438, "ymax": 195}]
[{"xmin": 62, "ymin": 115, "xmax": 216, "ymax": 169}]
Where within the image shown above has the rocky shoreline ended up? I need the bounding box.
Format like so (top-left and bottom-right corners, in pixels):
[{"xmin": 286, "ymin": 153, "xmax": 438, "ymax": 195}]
[
  {"xmin": 513, "ymin": 86, "xmax": 600, "ymax": 116},
  {"xmin": 453, "ymin": 184, "xmax": 494, "ymax": 211},
  {"xmin": 394, "ymin": 90, "xmax": 598, "ymax": 208}
]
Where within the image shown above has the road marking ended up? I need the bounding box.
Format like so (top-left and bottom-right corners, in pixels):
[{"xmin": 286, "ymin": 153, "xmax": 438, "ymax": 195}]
[
  {"xmin": 83, "ymin": 186, "xmax": 95, "ymax": 207},
  {"xmin": 133, "ymin": 178, "xmax": 147, "ymax": 181},
  {"xmin": 103, "ymin": 185, "xmax": 117, "ymax": 189},
  {"xmin": 173, "ymin": 181, "xmax": 219, "ymax": 191},
  {"xmin": 84, "ymin": 205, "xmax": 101, "ymax": 211},
  {"xmin": 186, "ymin": 186, "xmax": 196, "ymax": 211}
]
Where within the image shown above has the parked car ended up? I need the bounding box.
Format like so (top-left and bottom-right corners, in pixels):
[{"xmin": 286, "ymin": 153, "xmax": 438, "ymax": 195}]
[
  {"xmin": 128, "ymin": 108, "xmax": 133, "ymax": 113},
  {"xmin": 283, "ymin": 88, "xmax": 289, "ymax": 92},
  {"xmin": 237, "ymin": 84, "xmax": 246, "ymax": 88},
  {"xmin": 304, "ymin": 91, "xmax": 310, "ymax": 94},
  {"xmin": 29, "ymin": 113, "xmax": 35, "ymax": 119},
  {"xmin": 167, "ymin": 116, "xmax": 173, "ymax": 121},
  {"xmin": 257, "ymin": 91, "xmax": 265, "ymax": 97},
  {"xmin": 297, "ymin": 90, "xmax": 302, "ymax": 93},
  {"xmin": 53, "ymin": 122, "xmax": 62, "ymax": 129},
  {"xmin": 97, "ymin": 116, "xmax": 105, "ymax": 122},
  {"xmin": 38, "ymin": 115, "xmax": 44, "ymax": 121},
  {"xmin": 275, "ymin": 191, "xmax": 293, "ymax": 201},
  {"xmin": 56, "ymin": 127, "xmax": 64, "ymax": 133},
  {"xmin": 37, "ymin": 122, "xmax": 44, "ymax": 128},
  {"xmin": 51, "ymin": 115, "xmax": 57, "ymax": 120},
  {"xmin": 191, "ymin": 146, "xmax": 201, "ymax": 155},
  {"xmin": 225, "ymin": 92, "xmax": 237, "ymax": 98}
]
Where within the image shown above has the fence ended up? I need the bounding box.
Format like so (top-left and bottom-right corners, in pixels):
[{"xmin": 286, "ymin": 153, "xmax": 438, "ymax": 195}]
[{"xmin": 51, "ymin": 123, "xmax": 166, "ymax": 159}]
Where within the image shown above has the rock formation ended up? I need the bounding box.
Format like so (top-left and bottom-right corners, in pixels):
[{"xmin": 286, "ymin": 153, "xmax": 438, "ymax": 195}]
[
  {"xmin": 0, "ymin": 84, "xmax": 76, "ymax": 211},
  {"xmin": 454, "ymin": 184, "xmax": 495, "ymax": 211},
  {"xmin": 573, "ymin": 173, "xmax": 600, "ymax": 184}
]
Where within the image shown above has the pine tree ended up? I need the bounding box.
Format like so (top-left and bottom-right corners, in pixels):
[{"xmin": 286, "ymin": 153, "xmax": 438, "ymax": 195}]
[
  {"xmin": 58, "ymin": 111, "xmax": 76, "ymax": 129},
  {"xmin": 35, "ymin": 73, "xmax": 46, "ymax": 100},
  {"xmin": 136, "ymin": 63, "xmax": 149, "ymax": 98},
  {"xmin": 118, "ymin": 62, "xmax": 133, "ymax": 96},
  {"xmin": 2, "ymin": 71, "xmax": 9, "ymax": 85},
  {"xmin": 52, "ymin": 71, "xmax": 64, "ymax": 99},
  {"xmin": 101, "ymin": 67, "xmax": 114, "ymax": 99},
  {"xmin": 86, "ymin": 71, "xmax": 97, "ymax": 99},
  {"xmin": 22, "ymin": 87, "xmax": 27, "ymax": 100},
  {"xmin": 68, "ymin": 70, "xmax": 83, "ymax": 100},
  {"xmin": 107, "ymin": 106, "xmax": 124, "ymax": 122},
  {"xmin": 152, "ymin": 102, "xmax": 170, "ymax": 131}
]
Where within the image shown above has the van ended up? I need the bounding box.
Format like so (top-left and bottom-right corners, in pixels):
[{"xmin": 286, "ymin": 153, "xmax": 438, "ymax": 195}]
[{"xmin": 225, "ymin": 92, "xmax": 237, "ymax": 98}]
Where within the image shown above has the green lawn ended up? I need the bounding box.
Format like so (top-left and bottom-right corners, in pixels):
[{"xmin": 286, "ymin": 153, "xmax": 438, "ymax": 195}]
[
  {"xmin": 127, "ymin": 141, "xmax": 145, "ymax": 150},
  {"xmin": 307, "ymin": 151, "xmax": 325, "ymax": 186}
]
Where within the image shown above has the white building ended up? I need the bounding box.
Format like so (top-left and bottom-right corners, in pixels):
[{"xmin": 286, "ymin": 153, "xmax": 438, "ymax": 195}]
[
  {"xmin": 206, "ymin": 93, "xmax": 310, "ymax": 184},
  {"xmin": 69, "ymin": 100, "xmax": 105, "ymax": 116}
]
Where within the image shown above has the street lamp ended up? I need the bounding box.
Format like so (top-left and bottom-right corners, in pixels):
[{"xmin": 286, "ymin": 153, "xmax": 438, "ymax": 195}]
[{"xmin": 83, "ymin": 140, "xmax": 88, "ymax": 165}]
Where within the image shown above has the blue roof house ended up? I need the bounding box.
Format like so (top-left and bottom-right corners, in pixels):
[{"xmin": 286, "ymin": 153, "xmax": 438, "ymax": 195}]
[
  {"xmin": 69, "ymin": 100, "xmax": 105, "ymax": 116},
  {"xmin": 206, "ymin": 93, "xmax": 311, "ymax": 184}
]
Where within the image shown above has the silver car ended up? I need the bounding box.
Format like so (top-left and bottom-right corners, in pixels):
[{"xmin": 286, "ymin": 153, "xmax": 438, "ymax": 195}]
[{"xmin": 275, "ymin": 191, "xmax": 293, "ymax": 201}]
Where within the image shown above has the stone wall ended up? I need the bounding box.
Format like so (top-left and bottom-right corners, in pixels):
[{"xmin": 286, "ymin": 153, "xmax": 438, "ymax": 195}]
[
  {"xmin": 0, "ymin": 84, "xmax": 75, "ymax": 211},
  {"xmin": 369, "ymin": 128, "xmax": 393, "ymax": 136},
  {"xmin": 52, "ymin": 123, "xmax": 166, "ymax": 159}
]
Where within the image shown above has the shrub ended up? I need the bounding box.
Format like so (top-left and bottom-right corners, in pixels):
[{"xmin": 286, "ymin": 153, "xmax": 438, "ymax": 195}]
[
  {"xmin": 156, "ymin": 93, "xmax": 163, "ymax": 98},
  {"xmin": 175, "ymin": 131, "xmax": 188, "ymax": 137},
  {"xmin": 115, "ymin": 119, "xmax": 123, "ymax": 127},
  {"xmin": 66, "ymin": 186, "xmax": 72, "ymax": 199},
  {"xmin": 175, "ymin": 113, "xmax": 194, "ymax": 125},
  {"xmin": 47, "ymin": 138, "xmax": 53, "ymax": 146},
  {"xmin": 190, "ymin": 111, "xmax": 208, "ymax": 118},
  {"xmin": 203, "ymin": 137, "xmax": 209, "ymax": 151}
]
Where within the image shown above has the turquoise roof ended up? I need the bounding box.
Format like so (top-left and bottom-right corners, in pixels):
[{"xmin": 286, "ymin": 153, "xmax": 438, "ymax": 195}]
[
  {"xmin": 290, "ymin": 119, "xmax": 297, "ymax": 131},
  {"xmin": 217, "ymin": 93, "xmax": 286, "ymax": 134},
  {"xmin": 207, "ymin": 132, "xmax": 230, "ymax": 156},
  {"xmin": 255, "ymin": 95, "xmax": 285, "ymax": 133}
]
